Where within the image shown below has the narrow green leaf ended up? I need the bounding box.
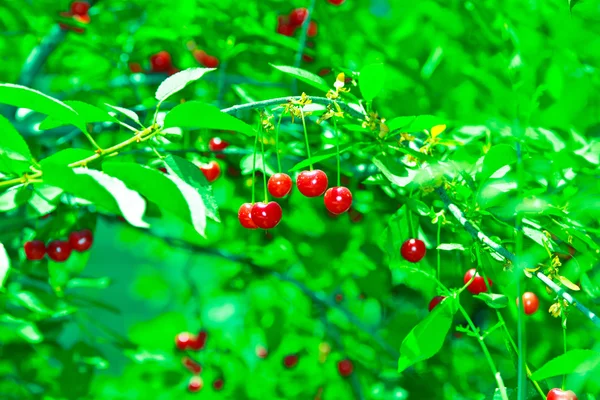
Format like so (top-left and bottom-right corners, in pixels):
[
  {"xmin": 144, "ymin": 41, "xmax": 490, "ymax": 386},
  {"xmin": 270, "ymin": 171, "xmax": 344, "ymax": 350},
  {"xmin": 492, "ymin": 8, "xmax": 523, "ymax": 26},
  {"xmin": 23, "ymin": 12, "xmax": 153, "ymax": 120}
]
[
  {"xmin": 480, "ymin": 144, "xmax": 518, "ymax": 183},
  {"xmin": 436, "ymin": 243, "xmax": 466, "ymax": 251},
  {"xmin": 66, "ymin": 277, "xmax": 111, "ymax": 289},
  {"xmin": 164, "ymin": 155, "xmax": 220, "ymax": 222},
  {"xmin": 0, "ymin": 115, "xmax": 34, "ymax": 175},
  {"xmin": 360, "ymin": 63, "xmax": 385, "ymax": 102},
  {"xmin": 558, "ymin": 275, "xmax": 581, "ymax": 291},
  {"xmin": 12, "ymin": 291, "xmax": 52, "ymax": 314},
  {"xmin": 386, "ymin": 116, "xmax": 417, "ymax": 132},
  {"xmin": 43, "ymin": 165, "xmax": 148, "ymax": 228},
  {"xmin": 531, "ymin": 349, "xmax": 600, "ymax": 380},
  {"xmin": 155, "ymin": 67, "xmax": 215, "ymax": 102},
  {"xmin": 103, "ymin": 162, "xmax": 207, "ymax": 237},
  {"xmin": 405, "ymin": 198, "xmax": 430, "ymax": 216},
  {"xmin": 0, "ymin": 243, "xmax": 10, "ymax": 288},
  {"xmin": 105, "ymin": 104, "xmax": 142, "ymax": 126},
  {"xmin": 39, "ymin": 149, "xmax": 96, "ymax": 167},
  {"xmin": 164, "ymin": 101, "xmax": 254, "ymax": 136},
  {"xmin": 398, "ymin": 296, "xmax": 457, "ymax": 372},
  {"xmin": 373, "ymin": 155, "xmax": 418, "ymax": 187},
  {"xmin": 0, "ymin": 83, "xmax": 87, "ymax": 132},
  {"xmin": 39, "ymin": 101, "xmax": 118, "ymax": 130},
  {"xmin": 0, "ymin": 314, "xmax": 43, "ymax": 343},
  {"xmin": 270, "ymin": 64, "xmax": 330, "ymax": 93},
  {"xmin": 474, "ymin": 293, "xmax": 508, "ymax": 309},
  {"xmin": 289, "ymin": 143, "xmax": 360, "ymax": 172}
]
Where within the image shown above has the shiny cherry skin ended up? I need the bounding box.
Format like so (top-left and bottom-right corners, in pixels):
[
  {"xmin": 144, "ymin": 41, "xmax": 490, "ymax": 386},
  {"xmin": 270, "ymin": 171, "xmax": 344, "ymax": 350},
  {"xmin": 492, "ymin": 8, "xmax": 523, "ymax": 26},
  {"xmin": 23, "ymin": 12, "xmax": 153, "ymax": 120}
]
[
  {"xmin": 70, "ymin": 1, "xmax": 90, "ymax": 16},
  {"xmin": 251, "ymin": 202, "xmax": 282, "ymax": 229},
  {"xmin": 296, "ymin": 170, "xmax": 328, "ymax": 197},
  {"xmin": 307, "ymin": 21, "xmax": 318, "ymax": 37},
  {"xmin": 238, "ymin": 203, "xmax": 258, "ymax": 229},
  {"xmin": 289, "ymin": 8, "xmax": 308, "ymax": 26},
  {"xmin": 324, "ymin": 186, "xmax": 352, "ymax": 214},
  {"xmin": 24, "ymin": 240, "xmax": 46, "ymax": 260},
  {"xmin": 212, "ymin": 379, "xmax": 224, "ymax": 391},
  {"xmin": 200, "ymin": 161, "xmax": 221, "ymax": 182},
  {"xmin": 268, "ymin": 173, "xmax": 293, "ymax": 198},
  {"xmin": 327, "ymin": 0, "xmax": 346, "ymax": 4},
  {"xmin": 283, "ymin": 354, "xmax": 298, "ymax": 368},
  {"xmin": 188, "ymin": 376, "xmax": 203, "ymax": 393},
  {"xmin": 518, "ymin": 292, "xmax": 540, "ymax": 315},
  {"xmin": 547, "ymin": 388, "xmax": 578, "ymax": 400},
  {"xmin": 337, "ymin": 359, "xmax": 353, "ymax": 377},
  {"xmin": 189, "ymin": 331, "xmax": 207, "ymax": 350},
  {"xmin": 400, "ymin": 238, "xmax": 426, "ymax": 262},
  {"xmin": 209, "ymin": 137, "xmax": 229, "ymax": 152},
  {"xmin": 428, "ymin": 295, "xmax": 446, "ymax": 312},
  {"xmin": 463, "ymin": 268, "xmax": 492, "ymax": 295},
  {"xmin": 47, "ymin": 240, "xmax": 72, "ymax": 262},
  {"xmin": 175, "ymin": 332, "xmax": 192, "ymax": 350},
  {"xmin": 68, "ymin": 229, "xmax": 93, "ymax": 252},
  {"xmin": 150, "ymin": 51, "xmax": 172, "ymax": 72}
]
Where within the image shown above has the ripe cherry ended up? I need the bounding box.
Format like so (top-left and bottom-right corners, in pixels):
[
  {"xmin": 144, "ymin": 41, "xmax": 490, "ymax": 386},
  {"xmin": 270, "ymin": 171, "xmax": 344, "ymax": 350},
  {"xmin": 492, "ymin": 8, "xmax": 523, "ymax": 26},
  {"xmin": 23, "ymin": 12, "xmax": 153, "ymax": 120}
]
[
  {"xmin": 24, "ymin": 240, "xmax": 46, "ymax": 260},
  {"xmin": 70, "ymin": 1, "xmax": 90, "ymax": 16},
  {"xmin": 337, "ymin": 359, "xmax": 353, "ymax": 377},
  {"xmin": 256, "ymin": 345, "xmax": 268, "ymax": 358},
  {"xmin": 251, "ymin": 202, "xmax": 282, "ymax": 229},
  {"xmin": 47, "ymin": 240, "xmax": 72, "ymax": 262},
  {"xmin": 150, "ymin": 51, "xmax": 172, "ymax": 72},
  {"xmin": 296, "ymin": 170, "xmax": 328, "ymax": 197},
  {"xmin": 335, "ymin": 293, "xmax": 343, "ymax": 303},
  {"xmin": 400, "ymin": 238, "xmax": 426, "ymax": 262},
  {"xmin": 209, "ymin": 137, "xmax": 229, "ymax": 152},
  {"xmin": 68, "ymin": 229, "xmax": 93, "ymax": 252},
  {"xmin": 327, "ymin": 0, "xmax": 346, "ymax": 5},
  {"xmin": 307, "ymin": 21, "xmax": 318, "ymax": 37},
  {"xmin": 318, "ymin": 68, "xmax": 332, "ymax": 76},
  {"xmin": 189, "ymin": 331, "xmax": 207, "ymax": 350},
  {"xmin": 289, "ymin": 8, "xmax": 308, "ymax": 26},
  {"xmin": 283, "ymin": 354, "xmax": 298, "ymax": 368},
  {"xmin": 518, "ymin": 292, "xmax": 540, "ymax": 315},
  {"xmin": 428, "ymin": 295, "xmax": 446, "ymax": 312},
  {"xmin": 238, "ymin": 203, "xmax": 258, "ymax": 229},
  {"xmin": 129, "ymin": 62, "xmax": 142, "ymax": 73},
  {"xmin": 188, "ymin": 376, "xmax": 203, "ymax": 393},
  {"xmin": 463, "ymin": 268, "xmax": 492, "ymax": 295},
  {"xmin": 175, "ymin": 332, "xmax": 192, "ymax": 350},
  {"xmin": 199, "ymin": 161, "xmax": 221, "ymax": 182},
  {"xmin": 324, "ymin": 186, "xmax": 352, "ymax": 214},
  {"xmin": 212, "ymin": 379, "xmax": 224, "ymax": 391},
  {"xmin": 276, "ymin": 16, "xmax": 295, "ymax": 36},
  {"xmin": 158, "ymin": 167, "xmax": 167, "ymax": 173},
  {"xmin": 198, "ymin": 54, "xmax": 219, "ymax": 68},
  {"xmin": 547, "ymin": 388, "xmax": 578, "ymax": 400},
  {"xmin": 182, "ymin": 356, "xmax": 202, "ymax": 374},
  {"xmin": 302, "ymin": 54, "xmax": 315, "ymax": 63},
  {"xmin": 268, "ymin": 173, "xmax": 293, "ymax": 198}
]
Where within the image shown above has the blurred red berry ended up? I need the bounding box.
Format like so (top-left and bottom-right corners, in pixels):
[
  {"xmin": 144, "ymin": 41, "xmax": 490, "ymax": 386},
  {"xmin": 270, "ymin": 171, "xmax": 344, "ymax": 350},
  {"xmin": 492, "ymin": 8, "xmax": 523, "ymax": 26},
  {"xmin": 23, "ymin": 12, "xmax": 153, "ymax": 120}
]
[
  {"xmin": 307, "ymin": 21, "xmax": 318, "ymax": 37},
  {"xmin": 150, "ymin": 51, "xmax": 172, "ymax": 72},
  {"xmin": 199, "ymin": 161, "xmax": 221, "ymax": 183},
  {"xmin": 182, "ymin": 357, "xmax": 202, "ymax": 374},
  {"xmin": 47, "ymin": 240, "xmax": 72, "ymax": 262},
  {"xmin": 256, "ymin": 345, "xmax": 268, "ymax": 358},
  {"xmin": 188, "ymin": 376, "xmax": 203, "ymax": 393},
  {"xmin": 24, "ymin": 240, "xmax": 46, "ymax": 260},
  {"xmin": 327, "ymin": 0, "xmax": 346, "ymax": 5},
  {"xmin": 289, "ymin": 8, "xmax": 308, "ymax": 26},
  {"xmin": 129, "ymin": 62, "xmax": 142, "ymax": 73},
  {"xmin": 68, "ymin": 229, "xmax": 93, "ymax": 252},
  {"xmin": 189, "ymin": 331, "xmax": 207, "ymax": 350},
  {"xmin": 428, "ymin": 295, "xmax": 446, "ymax": 312},
  {"xmin": 337, "ymin": 359, "xmax": 353, "ymax": 377},
  {"xmin": 302, "ymin": 54, "xmax": 314, "ymax": 63},
  {"xmin": 212, "ymin": 379, "xmax": 224, "ymax": 391},
  {"xmin": 209, "ymin": 137, "xmax": 229, "ymax": 152},
  {"xmin": 283, "ymin": 354, "xmax": 298, "ymax": 368},
  {"xmin": 70, "ymin": 1, "xmax": 90, "ymax": 16},
  {"xmin": 175, "ymin": 332, "xmax": 192, "ymax": 350},
  {"xmin": 277, "ymin": 16, "xmax": 295, "ymax": 36},
  {"xmin": 318, "ymin": 68, "xmax": 332, "ymax": 76}
]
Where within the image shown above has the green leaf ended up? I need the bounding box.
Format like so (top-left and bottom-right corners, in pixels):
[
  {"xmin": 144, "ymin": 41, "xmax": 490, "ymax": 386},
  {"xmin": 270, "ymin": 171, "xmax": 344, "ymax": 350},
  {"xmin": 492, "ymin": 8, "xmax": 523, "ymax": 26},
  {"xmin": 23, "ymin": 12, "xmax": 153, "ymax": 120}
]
[
  {"xmin": 373, "ymin": 155, "xmax": 418, "ymax": 187},
  {"xmin": 405, "ymin": 115, "xmax": 446, "ymax": 132},
  {"xmin": 39, "ymin": 101, "xmax": 118, "ymax": 130},
  {"xmin": 386, "ymin": 116, "xmax": 417, "ymax": 132},
  {"xmin": 164, "ymin": 101, "xmax": 254, "ymax": 136},
  {"xmin": 558, "ymin": 275, "xmax": 581, "ymax": 291},
  {"xmin": 105, "ymin": 104, "xmax": 142, "ymax": 126},
  {"xmin": 270, "ymin": 64, "xmax": 330, "ymax": 93},
  {"xmin": 66, "ymin": 277, "xmax": 111, "ymax": 289},
  {"xmin": 0, "ymin": 314, "xmax": 43, "ymax": 343},
  {"xmin": 405, "ymin": 198, "xmax": 430, "ymax": 216},
  {"xmin": 102, "ymin": 162, "xmax": 207, "ymax": 237},
  {"xmin": 164, "ymin": 155, "xmax": 220, "ymax": 222},
  {"xmin": 569, "ymin": 0, "xmax": 581, "ymax": 11},
  {"xmin": 289, "ymin": 143, "xmax": 360, "ymax": 172},
  {"xmin": 360, "ymin": 63, "xmax": 385, "ymax": 102},
  {"xmin": 155, "ymin": 67, "xmax": 215, "ymax": 103},
  {"xmin": 398, "ymin": 296, "xmax": 457, "ymax": 372},
  {"xmin": 0, "ymin": 114, "xmax": 34, "ymax": 175},
  {"xmin": 436, "ymin": 243, "xmax": 466, "ymax": 251},
  {"xmin": 240, "ymin": 153, "xmax": 276, "ymax": 176},
  {"xmin": 0, "ymin": 185, "xmax": 31, "ymax": 212},
  {"xmin": 43, "ymin": 165, "xmax": 148, "ymax": 228},
  {"xmin": 0, "ymin": 83, "xmax": 87, "ymax": 133},
  {"xmin": 39, "ymin": 149, "xmax": 96, "ymax": 167},
  {"xmin": 12, "ymin": 291, "xmax": 52, "ymax": 314},
  {"xmin": 474, "ymin": 293, "xmax": 508, "ymax": 309},
  {"xmin": 531, "ymin": 349, "xmax": 600, "ymax": 380},
  {"xmin": 0, "ymin": 243, "xmax": 10, "ymax": 288},
  {"xmin": 480, "ymin": 144, "xmax": 518, "ymax": 183}
]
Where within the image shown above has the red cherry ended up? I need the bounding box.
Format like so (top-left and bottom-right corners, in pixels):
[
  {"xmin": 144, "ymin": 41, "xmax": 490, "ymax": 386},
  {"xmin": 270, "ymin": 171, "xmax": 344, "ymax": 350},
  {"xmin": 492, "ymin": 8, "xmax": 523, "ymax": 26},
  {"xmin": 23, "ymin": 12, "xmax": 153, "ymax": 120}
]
[
  {"xmin": 24, "ymin": 240, "xmax": 46, "ymax": 260},
  {"xmin": 251, "ymin": 202, "xmax": 282, "ymax": 229},
  {"xmin": 276, "ymin": 16, "xmax": 296, "ymax": 36},
  {"xmin": 296, "ymin": 170, "xmax": 328, "ymax": 197},
  {"xmin": 182, "ymin": 356, "xmax": 202, "ymax": 374},
  {"xmin": 70, "ymin": 1, "xmax": 90, "ymax": 16},
  {"xmin": 324, "ymin": 186, "xmax": 352, "ymax": 214},
  {"xmin": 428, "ymin": 296, "xmax": 446, "ymax": 312},
  {"xmin": 158, "ymin": 167, "xmax": 167, "ymax": 173},
  {"xmin": 200, "ymin": 161, "xmax": 221, "ymax": 183},
  {"xmin": 167, "ymin": 67, "xmax": 179, "ymax": 76},
  {"xmin": 209, "ymin": 137, "xmax": 229, "ymax": 152},
  {"xmin": 68, "ymin": 229, "xmax": 93, "ymax": 252},
  {"xmin": 283, "ymin": 354, "xmax": 298, "ymax": 368},
  {"xmin": 289, "ymin": 8, "xmax": 308, "ymax": 26},
  {"xmin": 175, "ymin": 332, "xmax": 192, "ymax": 350},
  {"xmin": 268, "ymin": 173, "xmax": 293, "ymax": 198},
  {"xmin": 212, "ymin": 379, "xmax": 224, "ymax": 391},
  {"xmin": 327, "ymin": 0, "xmax": 346, "ymax": 5},
  {"xmin": 256, "ymin": 345, "xmax": 268, "ymax": 358},
  {"xmin": 238, "ymin": 203, "xmax": 258, "ymax": 229},
  {"xmin": 189, "ymin": 331, "xmax": 207, "ymax": 350},
  {"xmin": 463, "ymin": 268, "xmax": 492, "ymax": 295},
  {"xmin": 200, "ymin": 55, "xmax": 219, "ymax": 68},
  {"xmin": 337, "ymin": 359, "xmax": 353, "ymax": 377},
  {"xmin": 129, "ymin": 62, "xmax": 142, "ymax": 73},
  {"xmin": 547, "ymin": 388, "xmax": 578, "ymax": 400},
  {"xmin": 47, "ymin": 240, "xmax": 72, "ymax": 262},
  {"xmin": 335, "ymin": 293, "xmax": 343, "ymax": 303},
  {"xmin": 307, "ymin": 21, "xmax": 318, "ymax": 37},
  {"xmin": 192, "ymin": 49, "xmax": 206, "ymax": 63},
  {"xmin": 318, "ymin": 68, "xmax": 332, "ymax": 77},
  {"xmin": 518, "ymin": 292, "xmax": 540, "ymax": 315},
  {"xmin": 400, "ymin": 238, "xmax": 426, "ymax": 262},
  {"xmin": 188, "ymin": 376, "xmax": 203, "ymax": 393},
  {"xmin": 150, "ymin": 51, "xmax": 172, "ymax": 72},
  {"xmin": 302, "ymin": 54, "xmax": 315, "ymax": 63}
]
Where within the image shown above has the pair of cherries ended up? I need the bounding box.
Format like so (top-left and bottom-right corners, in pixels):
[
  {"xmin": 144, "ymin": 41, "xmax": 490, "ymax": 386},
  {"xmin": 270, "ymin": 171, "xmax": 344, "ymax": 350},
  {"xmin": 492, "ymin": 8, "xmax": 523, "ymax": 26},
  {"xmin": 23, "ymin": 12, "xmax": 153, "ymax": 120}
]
[
  {"xmin": 24, "ymin": 229, "xmax": 93, "ymax": 262},
  {"xmin": 175, "ymin": 331, "xmax": 207, "ymax": 351},
  {"xmin": 277, "ymin": 8, "xmax": 318, "ymax": 37}
]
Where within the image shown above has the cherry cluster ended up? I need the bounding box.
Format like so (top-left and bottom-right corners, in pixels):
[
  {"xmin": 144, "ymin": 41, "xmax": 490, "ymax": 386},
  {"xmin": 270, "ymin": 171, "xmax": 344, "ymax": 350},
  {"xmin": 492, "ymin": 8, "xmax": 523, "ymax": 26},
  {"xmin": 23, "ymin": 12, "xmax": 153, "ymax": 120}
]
[
  {"xmin": 174, "ymin": 331, "xmax": 224, "ymax": 393},
  {"xmin": 23, "ymin": 229, "xmax": 93, "ymax": 262},
  {"xmin": 276, "ymin": 8, "xmax": 318, "ymax": 38},
  {"xmin": 59, "ymin": 1, "xmax": 91, "ymax": 33}
]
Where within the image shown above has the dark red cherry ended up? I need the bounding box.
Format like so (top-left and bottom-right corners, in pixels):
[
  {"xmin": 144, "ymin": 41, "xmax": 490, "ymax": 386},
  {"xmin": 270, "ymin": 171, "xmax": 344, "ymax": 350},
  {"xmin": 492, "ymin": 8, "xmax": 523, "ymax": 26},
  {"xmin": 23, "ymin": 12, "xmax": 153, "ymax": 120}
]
[
  {"xmin": 400, "ymin": 238, "xmax": 426, "ymax": 262},
  {"xmin": 238, "ymin": 203, "xmax": 258, "ymax": 229},
  {"xmin": 546, "ymin": 388, "xmax": 578, "ymax": 400},
  {"xmin": 518, "ymin": 292, "xmax": 540, "ymax": 315},
  {"xmin": 335, "ymin": 293, "xmax": 343, "ymax": 303},
  {"xmin": 307, "ymin": 21, "xmax": 318, "ymax": 37},
  {"xmin": 327, "ymin": 0, "xmax": 345, "ymax": 5},
  {"xmin": 129, "ymin": 62, "xmax": 142, "ymax": 73},
  {"xmin": 182, "ymin": 356, "xmax": 202, "ymax": 374},
  {"xmin": 189, "ymin": 331, "xmax": 207, "ymax": 350},
  {"xmin": 200, "ymin": 161, "xmax": 221, "ymax": 182},
  {"xmin": 68, "ymin": 229, "xmax": 93, "ymax": 252},
  {"xmin": 324, "ymin": 186, "xmax": 352, "ymax": 214},
  {"xmin": 289, "ymin": 8, "xmax": 308, "ymax": 26},
  {"xmin": 150, "ymin": 51, "xmax": 172, "ymax": 72},
  {"xmin": 268, "ymin": 173, "xmax": 293, "ymax": 198},
  {"xmin": 188, "ymin": 376, "xmax": 203, "ymax": 392},
  {"xmin": 209, "ymin": 137, "xmax": 229, "ymax": 152},
  {"xmin": 463, "ymin": 268, "xmax": 492, "ymax": 295},
  {"xmin": 283, "ymin": 354, "xmax": 298, "ymax": 368},
  {"xmin": 24, "ymin": 240, "xmax": 46, "ymax": 260},
  {"xmin": 212, "ymin": 379, "xmax": 224, "ymax": 391},
  {"xmin": 47, "ymin": 240, "xmax": 72, "ymax": 262},
  {"xmin": 251, "ymin": 202, "xmax": 282, "ymax": 229},
  {"xmin": 428, "ymin": 296, "xmax": 446, "ymax": 312},
  {"xmin": 70, "ymin": 1, "xmax": 90, "ymax": 16},
  {"xmin": 337, "ymin": 359, "xmax": 353, "ymax": 377},
  {"xmin": 296, "ymin": 170, "xmax": 328, "ymax": 197},
  {"xmin": 175, "ymin": 332, "xmax": 192, "ymax": 350},
  {"xmin": 276, "ymin": 16, "xmax": 296, "ymax": 36},
  {"xmin": 201, "ymin": 55, "xmax": 219, "ymax": 68}
]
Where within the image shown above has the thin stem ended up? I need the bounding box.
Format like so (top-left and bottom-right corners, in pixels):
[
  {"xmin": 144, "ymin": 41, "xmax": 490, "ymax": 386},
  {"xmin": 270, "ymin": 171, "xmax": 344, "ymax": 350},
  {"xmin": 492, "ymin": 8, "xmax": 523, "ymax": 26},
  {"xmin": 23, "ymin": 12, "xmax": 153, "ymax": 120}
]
[
  {"xmin": 251, "ymin": 122, "xmax": 260, "ymax": 204},
  {"xmin": 437, "ymin": 217, "xmax": 442, "ymax": 279},
  {"xmin": 562, "ymin": 314, "xmax": 567, "ymax": 390},
  {"xmin": 515, "ymin": 141, "xmax": 527, "ymax": 400},
  {"xmin": 333, "ymin": 117, "xmax": 341, "ymax": 186},
  {"xmin": 260, "ymin": 125, "xmax": 268, "ymax": 203},
  {"xmin": 300, "ymin": 109, "xmax": 312, "ymax": 171},
  {"xmin": 275, "ymin": 112, "xmax": 284, "ymax": 173}
]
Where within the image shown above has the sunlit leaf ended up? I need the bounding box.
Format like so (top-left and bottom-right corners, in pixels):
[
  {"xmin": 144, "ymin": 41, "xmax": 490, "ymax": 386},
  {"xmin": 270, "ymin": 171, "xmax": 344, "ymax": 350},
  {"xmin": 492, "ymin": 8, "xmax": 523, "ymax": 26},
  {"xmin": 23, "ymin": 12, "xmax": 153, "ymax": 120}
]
[
  {"xmin": 155, "ymin": 67, "xmax": 215, "ymax": 103},
  {"xmin": 359, "ymin": 63, "xmax": 385, "ymax": 102},
  {"xmin": 164, "ymin": 101, "xmax": 254, "ymax": 136},
  {"xmin": 270, "ymin": 64, "xmax": 330, "ymax": 93},
  {"xmin": 0, "ymin": 115, "xmax": 34, "ymax": 175},
  {"xmin": 531, "ymin": 349, "xmax": 600, "ymax": 380}
]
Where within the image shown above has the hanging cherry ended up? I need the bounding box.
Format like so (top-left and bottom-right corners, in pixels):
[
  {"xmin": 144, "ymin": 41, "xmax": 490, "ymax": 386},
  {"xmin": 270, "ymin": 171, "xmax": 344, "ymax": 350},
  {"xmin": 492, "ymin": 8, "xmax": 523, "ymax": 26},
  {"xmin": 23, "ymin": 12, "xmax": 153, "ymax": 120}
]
[
  {"xmin": 428, "ymin": 295, "xmax": 446, "ymax": 311},
  {"xmin": 238, "ymin": 203, "xmax": 258, "ymax": 229},
  {"xmin": 68, "ymin": 229, "xmax": 93, "ymax": 252},
  {"xmin": 199, "ymin": 161, "xmax": 221, "ymax": 182},
  {"xmin": 268, "ymin": 173, "xmax": 293, "ymax": 198},
  {"xmin": 324, "ymin": 186, "xmax": 352, "ymax": 214},
  {"xmin": 47, "ymin": 240, "xmax": 72, "ymax": 262},
  {"xmin": 24, "ymin": 240, "xmax": 46, "ymax": 260},
  {"xmin": 337, "ymin": 359, "xmax": 354, "ymax": 377},
  {"xmin": 251, "ymin": 202, "xmax": 282, "ymax": 229},
  {"xmin": 296, "ymin": 170, "xmax": 328, "ymax": 197},
  {"xmin": 400, "ymin": 238, "xmax": 426, "ymax": 262},
  {"xmin": 188, "ymin": 376, "xmax": 203, "ymax": 393},
  {"xmin": 463, "ymin": 268, "xmax": 492, "ymax": 295}
]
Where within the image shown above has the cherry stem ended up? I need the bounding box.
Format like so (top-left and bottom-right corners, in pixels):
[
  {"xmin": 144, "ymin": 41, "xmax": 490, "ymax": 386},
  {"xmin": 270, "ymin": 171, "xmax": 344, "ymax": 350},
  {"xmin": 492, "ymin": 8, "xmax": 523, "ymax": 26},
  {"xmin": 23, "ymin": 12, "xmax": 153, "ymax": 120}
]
[
  {"xmin": 275, "ymin": 112, "xmax": 284, "ymax": 173},
  {"xmin": 562, "ymin": 313, "xmax": 567, "ymax": 390},
  {"xmin": 260, "ymin": 124, "xmax": 268, "ymax": 203},
  {"xmin": 300, "ymin": 109, "xmax": 312, "ymax": 171},
  {"xmin": 436, "ymin": 217, "xmax": 441, "ymax": 279},
  {"xmin": 333, "ymin": 117, "xmax": 341, "ymax": 187},
  {"xmin": 251, "ymin": 121, "xmax": 260, "ymax": 204}
]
